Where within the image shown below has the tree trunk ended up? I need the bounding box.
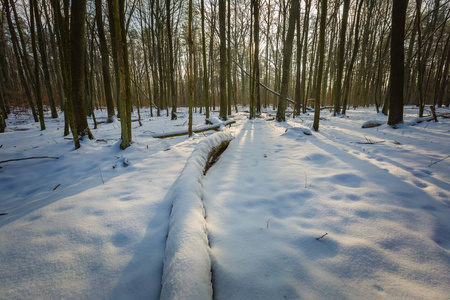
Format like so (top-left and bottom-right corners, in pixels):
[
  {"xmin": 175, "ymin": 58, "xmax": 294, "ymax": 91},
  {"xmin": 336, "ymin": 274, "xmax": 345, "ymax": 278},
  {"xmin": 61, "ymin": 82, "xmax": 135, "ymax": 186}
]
[
  {"xmin": 294, "ymin": 11, "xmax": 303, "ymax": 117},
  {"xmin": 388, "ymin": 0, "xmax": 408, "ymax": 125},
  {"xmin": 2, "ymin": 0, "xmax": 38, "ymax": 122},
  {"xmin": 227, "ymin": 0, "xmax": 233, "ymax": 116},
  {"xmin": 276, "ymin": 0, "xmax": 300, "ymax": 122},
  {"xmin": 253, "ymin": 0, "xmax": 261, "ymax": 115},
  {"xmin": 49, "ymin": 0, "xmax": 80, "ymax": 148},
  {"xmin": 219, "ymin": 0, "xmax": 227, "ymax": 120},
  {"xmin": 71, "ymin": 0, "xmax": 92, "ymax": 138},
  {"xmin": 108, "ymin": 0, "xmax": 132, "ymax": 149},
  {"xmin": 166, "ymin": 0, "xmax": 177, "ymax": 119},
  {"xmin": 188, "ymin": 0, "xmax": 194, "ymax": 135},
  {"xmin": 312, "ymin": 0, "xmax": 327, "ymax": 130},
  {"xmin": 436, "ymin": 32, "xmax": 450, "ymax": 107},
  {"xmin": 341, "ymin": 0, "xmax": 364, "ymax": 115},
  {"xmin": 201, "ymin": 0, "xmax": 210, "ymax": 119},
  {"xmin": 95, "ymin": 0, "xmax": 116, "ymax": 122},
  {"xmin": 301, "ymin": 0, "xmax": 311, "ymax": 113},
  {"xmin": 30, "ymin": 0, "xmax": 46, "ymax": 130},
  {"xmin": 333, "ymin": 0, "xmax": 349, "ymax": 115},
  {"xmin": 416, "ymin": 0, "xmax": 425, "ymax": 117},
  {"xmin": 33, "ymin": 0, "xmax": 58, "ymax": 118}
]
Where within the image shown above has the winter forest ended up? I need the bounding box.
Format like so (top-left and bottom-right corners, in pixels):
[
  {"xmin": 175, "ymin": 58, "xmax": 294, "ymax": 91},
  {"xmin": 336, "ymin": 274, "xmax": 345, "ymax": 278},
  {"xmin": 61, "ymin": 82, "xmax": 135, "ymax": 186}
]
[{"xmin": 1, "ymin": 0, "xmax": 450, "ymax": 299}]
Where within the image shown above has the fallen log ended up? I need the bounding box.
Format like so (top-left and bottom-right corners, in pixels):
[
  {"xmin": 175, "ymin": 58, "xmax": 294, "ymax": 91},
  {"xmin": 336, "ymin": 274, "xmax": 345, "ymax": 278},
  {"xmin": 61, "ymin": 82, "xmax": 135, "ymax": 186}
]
[
  {"xmin": 407, "ymin": 115, "xmax": 435, "ymax": 125},
  {"xmin": 362, "ymin": 120, "xmax": 383, "ymax": 128},
  {"xmin": 160, "ymin": 132, "xmax": 233, "ymax": 299},
  {"xmin": 152, "ymin": 120, "xmax": 236, "ymax": 138}
]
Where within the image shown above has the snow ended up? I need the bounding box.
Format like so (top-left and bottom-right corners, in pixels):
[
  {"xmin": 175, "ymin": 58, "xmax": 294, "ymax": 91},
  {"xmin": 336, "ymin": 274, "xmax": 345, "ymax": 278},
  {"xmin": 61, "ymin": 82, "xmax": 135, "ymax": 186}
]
[
  {"xmin": 1, "ymin": 106, "xmax": 449, "ymax": 299},
  {"xmin": 152, "ymin": 118, "xmax": 234, "ymax": 138},
  {"xmin": 160, "ymin": 131, "xmax": 232, "ymax": 299},
  {"xmin": 203, "ymin": 107, "xmax": 450, "ymax": 299},
  {"xmin": 0, "ymin": 108, "xmax": 219, "ymax": 299},
  {"xmin": 361, "ymin": 119, "xmax": 383, "ymax": 128}
]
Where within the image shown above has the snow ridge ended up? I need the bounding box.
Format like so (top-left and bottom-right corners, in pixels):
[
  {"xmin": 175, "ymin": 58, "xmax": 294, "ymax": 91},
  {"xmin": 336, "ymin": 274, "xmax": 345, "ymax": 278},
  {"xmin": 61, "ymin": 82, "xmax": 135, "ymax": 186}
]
[{"xmin": 160, "ymin": 131, "xmax": 233, "ymax": 300}]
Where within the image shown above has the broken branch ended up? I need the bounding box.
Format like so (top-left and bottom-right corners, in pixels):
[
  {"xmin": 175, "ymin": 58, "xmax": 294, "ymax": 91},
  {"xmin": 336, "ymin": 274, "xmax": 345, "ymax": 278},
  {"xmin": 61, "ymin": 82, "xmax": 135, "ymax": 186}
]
[
  {"xmin": 0, "ymin": 156, "xmax": 59, "ymax": 165},
  {"xmin": 428, "ymin": 154, "xmax": 450, "ymax": 167},
  {"xmin": 316, "ymin": 233, "xmax": 328, "ymax": 240}
]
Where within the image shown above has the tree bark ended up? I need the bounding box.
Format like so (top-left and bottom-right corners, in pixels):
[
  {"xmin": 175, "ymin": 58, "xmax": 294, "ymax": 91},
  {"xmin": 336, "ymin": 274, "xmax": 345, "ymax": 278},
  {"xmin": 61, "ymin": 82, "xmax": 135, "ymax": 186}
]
[
  {"xmin": 30, "ymin": 0, "xmax": 46, "ymax": 130},
  {"xmin": 227, "ymin": 0, "xmax": 233, "ymax": 116},
  {"xmin": 341, "ymin": 0, "xmax": 364, "ymax": 115},
  {"xmin": 33, "ymin": 0, "xmax": 58, "ymax": 118},
  {"xmin": 95, "ymin": 0, "xmax": 116, "ymax": 122},
  {"xmin": 388, "ymin": 0, "xmax": 408, "ymax": 125},
  {"xmin": 219, "ymin": 0, "xmax": 227, "ymax": 120},
  {"xmin": 301, "ymin": 0, "xmax": 311, "ymax": 113},
  {"xmin": 188, "ymin": 0, "xmax": 194, "ymax": 135},
  {"xmin": 71, "ymin": 0, "xmax": 92, "ymax": 138},
  {"xmin": 333, "ymin": 0, "xmax": 350, "ymax": 115},
  {"xmin": 253, "ymin": 0, "xmax": 261, "ymax": 115},
  {"xmin": 108, "ymin": 0, "xmax": 132, "ymax": 149},
  {"xmin": 276, "ymin": 0, "xmax": 300, "ymax": 122},
  {"xmin": 2, "ymin": 0, "xmax": 38, "ymax": 122},
  {"xmin": 166, "ymin": 0, "xmax": 177, "ymax": 119},
  {"xmin": 201, "ymin": 0, "xmax": 210, "ymax": 119},
  {"xmin": 312, "ymin": 0, "xmax": 327, "ymax": 130}
]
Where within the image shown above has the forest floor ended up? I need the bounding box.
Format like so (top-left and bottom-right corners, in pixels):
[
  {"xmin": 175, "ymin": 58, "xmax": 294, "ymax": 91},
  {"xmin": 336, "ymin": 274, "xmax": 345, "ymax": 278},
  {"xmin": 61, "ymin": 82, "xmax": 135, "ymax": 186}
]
[{"xmin": 0, "ymin": 106, "xmax": 449, "ymax": 299}]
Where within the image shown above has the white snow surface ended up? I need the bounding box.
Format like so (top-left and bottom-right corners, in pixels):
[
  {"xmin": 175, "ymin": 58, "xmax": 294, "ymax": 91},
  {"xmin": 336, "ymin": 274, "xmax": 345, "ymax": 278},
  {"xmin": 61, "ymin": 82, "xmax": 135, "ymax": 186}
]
[
  {"xmin": 1, "ymin": 106, "xmax": 449, "ymax": 299},
  {"xmin": 160, "ymin": 131, "xmax": 232, "ymax": 300},
  {"xmin": 203, "ymin": 107, "xmax": 450, "ymax": 299},
  {"xmin": 0, "ymin": 108, "xmax": 222, "ymax": 299}
]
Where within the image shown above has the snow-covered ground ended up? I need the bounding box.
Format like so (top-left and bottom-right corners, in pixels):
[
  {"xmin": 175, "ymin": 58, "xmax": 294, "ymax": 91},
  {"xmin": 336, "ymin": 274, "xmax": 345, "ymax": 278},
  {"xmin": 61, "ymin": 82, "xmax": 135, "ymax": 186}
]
[{"xmin": 0, "ymin": 106, "xmax": 449, "ymax": 299}]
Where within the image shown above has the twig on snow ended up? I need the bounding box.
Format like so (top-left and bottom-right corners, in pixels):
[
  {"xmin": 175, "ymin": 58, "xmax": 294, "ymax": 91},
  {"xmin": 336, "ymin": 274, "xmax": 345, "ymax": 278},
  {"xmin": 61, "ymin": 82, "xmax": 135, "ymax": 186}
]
[
  {"xmin": 428, "ymin": 154, "xmax": 450, "ymax": 167},
  {"xmin": 99, "ymin": 167, "xmax": 104, "ymax": 184},
  {"xmin": 0, "ymin": 156, "xmax": 59, "ymax": 164},
  {"xmin": 356, "ymin": 136, "xmax": 386, "ymax": 144},
  {"xmin": 316, "ymin": 233, "xmax": 328, "ymax": 240},
  {"xmin": 266, "ymin": 218, "xmax": 272, "ymax": 229}
]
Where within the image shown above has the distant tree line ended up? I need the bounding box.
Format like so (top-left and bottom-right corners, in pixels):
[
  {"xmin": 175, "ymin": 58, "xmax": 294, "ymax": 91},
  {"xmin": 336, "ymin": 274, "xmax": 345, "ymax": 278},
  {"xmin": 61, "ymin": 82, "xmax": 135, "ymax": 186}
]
[{"xmin": 0, "ymin": 0, "xmax": 448, "ymax": 145}]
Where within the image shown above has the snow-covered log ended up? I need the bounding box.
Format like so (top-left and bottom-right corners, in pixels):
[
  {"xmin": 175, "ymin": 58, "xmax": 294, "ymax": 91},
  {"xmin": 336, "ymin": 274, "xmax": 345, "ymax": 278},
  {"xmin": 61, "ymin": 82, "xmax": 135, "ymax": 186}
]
[
  {"xmin": 406, "ymin": 116, "xmax": 436, "ymax": 126},
  {"xmin": 160, "ymin": 131, "xmax": 233, "ymax": 300},
  {"xmin": 152, "ymin": 119, "xmax": 235, "ymax": 138},
  {"xmin": 361, "ymin": 120, "xmax": 383, "ymax": 128}
]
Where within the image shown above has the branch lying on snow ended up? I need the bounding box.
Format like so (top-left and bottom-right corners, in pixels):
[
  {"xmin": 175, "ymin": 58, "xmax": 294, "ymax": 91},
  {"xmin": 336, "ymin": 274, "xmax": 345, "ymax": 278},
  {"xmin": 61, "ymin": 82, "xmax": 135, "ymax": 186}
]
[
  {"xmin": 428, "ymin": 154, "xmax": 450, "ymax": 167},
  {"xmin": 434, "ymin": 112, "xmax": 450, "ymax": 118},
  {"xmin": 152, "ymin": 119, "xmax": 235, "ymax": 138},
  {"xmin": 316, "ymin": 233, "xmax": 328, "ymax": 240},
  {"xmin": 406, "ymin": 115, "xmax": 436, "ymax": 126},
  {"xmin": 363, "ymin": 112, "xmax": 439, "ymax": 129},
  {"xmin": 356, "ymin": 136, "xmax": 385, "ymax": 144},
  {"xmin": 0, "ymin": 156, "xmax": 59, "ymax": 165}
]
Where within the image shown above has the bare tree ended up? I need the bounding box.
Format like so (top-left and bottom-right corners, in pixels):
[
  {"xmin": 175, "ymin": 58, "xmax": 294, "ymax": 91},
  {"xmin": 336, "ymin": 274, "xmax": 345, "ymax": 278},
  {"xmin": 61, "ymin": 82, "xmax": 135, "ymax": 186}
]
[
  {"xmin": 219, "ymin": 0, "xmax": 227, "ymax": 120},
  {"xmin": 312, "ymin": 0, "xmax": 327, "ymax": 130},
  {"xmin": 276, "ymin": 0, "xmax": 300, "ymax": 122},
  {"xmin": 388, "ymin": 0, "xmax": 408, "ymax": 125}
]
